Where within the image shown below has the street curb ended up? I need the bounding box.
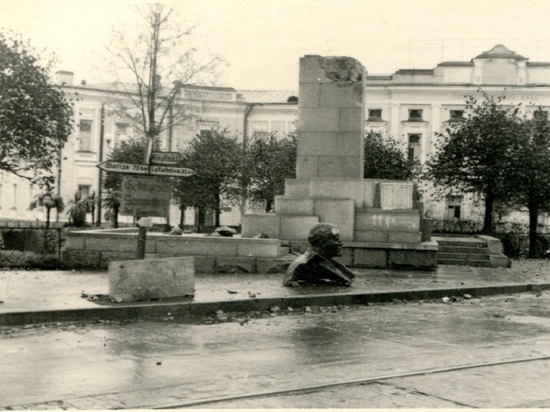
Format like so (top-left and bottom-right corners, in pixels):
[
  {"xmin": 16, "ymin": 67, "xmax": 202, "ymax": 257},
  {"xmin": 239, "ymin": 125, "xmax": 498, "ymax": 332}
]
[{"xmin": 1, "ymin": 283, "xmax": 549, "ymax": 327}]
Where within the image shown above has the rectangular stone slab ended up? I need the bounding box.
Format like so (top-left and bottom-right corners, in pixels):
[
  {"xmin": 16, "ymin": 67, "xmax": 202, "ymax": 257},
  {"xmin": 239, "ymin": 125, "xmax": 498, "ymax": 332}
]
[{"xmin": 109, "ymin": 257, "xmax": 194, "ymax": 302}]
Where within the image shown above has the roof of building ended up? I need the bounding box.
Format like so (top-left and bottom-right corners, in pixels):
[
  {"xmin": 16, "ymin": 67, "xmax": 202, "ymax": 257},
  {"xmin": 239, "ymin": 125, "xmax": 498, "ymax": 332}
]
[
  {"xmin": 473, "ymin": 44, "xmax": 527, "ymax": 60},
  {"xmin": 238, "ymin": 90, "xmax": 298, "ymax": 104},
  {"xmin": 437, "ymin": 61, "xmax": 475, "ymax": 67},
  {"xmin": 394, "ymin": 69, "xmax": 434, "ymax": 75}
]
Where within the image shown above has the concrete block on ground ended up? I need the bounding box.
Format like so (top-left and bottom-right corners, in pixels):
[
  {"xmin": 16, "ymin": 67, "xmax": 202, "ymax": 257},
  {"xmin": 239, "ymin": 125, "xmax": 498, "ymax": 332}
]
[
  {"xmin": 354, "ymin": 230, "xmax": 388, "ymax": 243},
  {"xmin": 313, "ymin": 198, "xmax": 355, "ymax": 241},
  {"xmin": 215, "ymin": 257, "xmax": 257, "ymax": 274},
  {"xmin": 242, "ymin": 214, "xmax": 281, "ymax": 238},
  {"xmin": 109, "ymin": 257, "xmax": 194, "ymax": 302},
  {"xmin": 274, "ymin": 197, "xmax": 315, "ymax": 215},
  {"xmin": 237, "ymin": 240, "xmax": 282, "ymax": 257},
  {"xmin": 280, "ymin": 215, "xmax": 320, "ymax": 240},
  {"xmin": 309, "ymin": 178, "xmax": 365, "ymax": 208},
  {"xmin": 355, "ymin": 211, "xmax": 420, "ymax": 232},
  {"xmin": 317, "ymin": 155, "xmax": 362, "ymax": 179},
  {"xmin": 353, "ymin": 249, "xmax": 387, "ymax": 268},
  {"xmin": 388, "ymin": 250, "xmax": 437, "ymax": 270},
  {"xmin": 388, "ymin": 232, "xmax": 422, "ymax": 244}
]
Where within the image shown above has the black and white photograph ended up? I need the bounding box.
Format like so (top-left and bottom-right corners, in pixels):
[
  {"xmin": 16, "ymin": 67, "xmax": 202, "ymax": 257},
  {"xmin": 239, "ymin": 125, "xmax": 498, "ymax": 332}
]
[{"xmin": 1, "ymin": 0, "xmax": 550, "ymax": 409}]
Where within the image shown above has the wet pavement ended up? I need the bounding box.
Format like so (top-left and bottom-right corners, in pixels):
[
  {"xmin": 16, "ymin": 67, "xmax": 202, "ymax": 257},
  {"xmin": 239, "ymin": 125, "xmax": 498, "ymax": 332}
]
[
  {"xmin": 1, "ymin": 290, "xmax": 550, "ymax": 409},
  {"xmin": 1, "ymin": 259, "xmax": 550, "ymax": 324}
]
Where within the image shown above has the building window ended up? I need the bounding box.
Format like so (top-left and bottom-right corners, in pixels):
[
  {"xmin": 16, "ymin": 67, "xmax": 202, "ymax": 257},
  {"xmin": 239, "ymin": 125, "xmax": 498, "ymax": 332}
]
[
  {"xmin": 251, "ymin": 121, "xmax": 269, "ymax": 141},
  {"xmin": 78, "ymin": 185, "xmax": 91, "ymax": 199},
  {"xmin": 197, "ymin": 119, "xmax": 219, "ymax": 135},
  {"xmin": 449, "ymin": 110, "xmax": 464, "ymax": 122},
  {"xmin": 114, "ymin": 122, "xmax": 128, "ymax": 148},
  {"xmin": 368, "ymin": 109, "xmax": 383, "ymax": 121},
  {"xmin": 445, "ymin": 195, "xmax": 463, "ymax": 219},
  {"xmin": 79, "ymin": 120, "xmax": 93, "ymax": 152},
  {"xmin": 408, "ymin": 134, "xmax": 421, "ymax": 163},
  {"xmin": 12, "ymin": 183, "xmax": 17, "ymax": 210},
  {"xmin": 408, "ymin": 109, "xmax": 423, "ymax": 121}
]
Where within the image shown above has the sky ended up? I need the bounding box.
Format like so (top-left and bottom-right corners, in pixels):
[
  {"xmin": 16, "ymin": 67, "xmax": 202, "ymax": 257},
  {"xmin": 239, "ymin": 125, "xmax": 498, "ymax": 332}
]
[{"xmin": 3, "ymin": 0, "xmax": 550, "ymax": 91}]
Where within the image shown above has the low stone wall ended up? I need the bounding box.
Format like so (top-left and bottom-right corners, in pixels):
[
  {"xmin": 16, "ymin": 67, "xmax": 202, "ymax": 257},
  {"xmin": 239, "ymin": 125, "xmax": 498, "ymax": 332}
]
[
  {"xmin": 63, "ymin": 229, "xmax": 438, "ymax": 272},
  {"xmin": 62, "ymin": 229, "xmax": 287, "ymax": 273}
]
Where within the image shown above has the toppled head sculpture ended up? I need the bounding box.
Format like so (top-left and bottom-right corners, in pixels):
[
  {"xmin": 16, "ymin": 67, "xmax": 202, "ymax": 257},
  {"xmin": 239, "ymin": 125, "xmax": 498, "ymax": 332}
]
[{"xmin": 283, "ymin": 223, "xmax": 356, "ymax": 287}]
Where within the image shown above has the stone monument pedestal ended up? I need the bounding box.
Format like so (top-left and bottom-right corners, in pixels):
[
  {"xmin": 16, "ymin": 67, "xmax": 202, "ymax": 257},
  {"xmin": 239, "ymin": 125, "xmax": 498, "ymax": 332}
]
[{"xmin": 242, "ymin": 55, "xmax": 436, "ymax": 270}]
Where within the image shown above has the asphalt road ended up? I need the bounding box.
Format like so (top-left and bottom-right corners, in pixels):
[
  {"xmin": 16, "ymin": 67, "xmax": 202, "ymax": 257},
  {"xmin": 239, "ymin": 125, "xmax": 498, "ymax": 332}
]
[{"xmin": 2, "ymin": 290, "xmax": 550, "ymax": 409}]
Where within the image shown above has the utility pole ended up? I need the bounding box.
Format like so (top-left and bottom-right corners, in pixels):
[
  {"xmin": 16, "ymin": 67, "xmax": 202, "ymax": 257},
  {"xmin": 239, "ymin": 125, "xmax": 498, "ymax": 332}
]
[{"xmin": 97, "ymin": 102, "xmax": 105, "ymax": 227}]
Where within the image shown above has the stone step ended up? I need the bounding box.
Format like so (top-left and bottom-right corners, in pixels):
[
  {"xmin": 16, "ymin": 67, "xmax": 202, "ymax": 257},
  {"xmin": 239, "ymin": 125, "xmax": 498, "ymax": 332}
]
[
  {"xmin": 437, "ymin": 252, "xmax": 490, "ymax": 261},
  {"xmin": 437, "ymin": 258, "xmax": 491, "ymax": 267},
  {"xmin": 434, "ymin": 237, "xmax": 485, "ymax": 248},
  {"xmin": 438, "ymin": 245, "xmax": 488, "ymax": 254}
]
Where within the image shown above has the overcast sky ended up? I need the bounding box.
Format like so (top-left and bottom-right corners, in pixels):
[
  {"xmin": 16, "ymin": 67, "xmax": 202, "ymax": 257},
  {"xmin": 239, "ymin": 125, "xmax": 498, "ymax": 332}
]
[{"xmin": 3, "ymin": 0, "xmax": 550, "ymax": 90}]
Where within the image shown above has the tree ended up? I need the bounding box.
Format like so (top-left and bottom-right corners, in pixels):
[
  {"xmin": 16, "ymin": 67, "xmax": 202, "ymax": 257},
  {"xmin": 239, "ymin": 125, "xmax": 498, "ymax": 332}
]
[
  {"xmin": 364, "ymin": 131, "xmax": 416, "ymax": 180},
  {"xmin": 107, "ymin": 3, "xmax": 220, "ymax": 163},
  {"xmin": 248, "ymin": 134, "xmax": 297, "ymax": 212},
  {"xmin": 426, "ymin": 92, "xmax": 524, "ymax": 233},
  {"xmin": 29, "ymin": 191, "xmax": 65, "ymax": 229},
  {"xmin": 507, "ymin": 108, "xmax": 550, "ymax": 257},
  {"xmin": 103, "ymin": 137, "xmax": 148, "ymax": 191},
  {"xmin": 102, "ymin": 189, "xmax": 121, "ymax": 228},
  {"xmin": 173, "ymin": 129, "xmax": 241, "ymax": 227},
  {"xmin": 0, "ymin": 31, "xmax": 73, "ymax": 188},
  {"xmin": 86, "ymin": 191, "xmax": 98, "ymax": 227},
  {"xmin": 66, "ymin": 191, "xmax": 89, "ymax": 227}
]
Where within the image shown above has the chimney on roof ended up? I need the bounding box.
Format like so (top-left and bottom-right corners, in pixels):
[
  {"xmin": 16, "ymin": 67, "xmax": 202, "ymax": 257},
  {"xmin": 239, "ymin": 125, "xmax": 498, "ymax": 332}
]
[{"xmin": 55, "ymin": 70, "xmax": 74, "ymax": 86}]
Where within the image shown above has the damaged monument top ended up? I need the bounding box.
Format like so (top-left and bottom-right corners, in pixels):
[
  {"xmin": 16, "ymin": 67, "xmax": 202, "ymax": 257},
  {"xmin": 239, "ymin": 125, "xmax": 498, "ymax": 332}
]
[{"xmin": 318, "ymin": 56, "xmax": 364, "ymax": 84}]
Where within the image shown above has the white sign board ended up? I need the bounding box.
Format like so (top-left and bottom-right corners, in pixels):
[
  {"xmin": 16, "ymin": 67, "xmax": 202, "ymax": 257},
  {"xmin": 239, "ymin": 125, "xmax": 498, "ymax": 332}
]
[
  {"xmin": 120, "ymin": 176, "xmax": 171, "ymax": 217},
  {"xmin": 97, "ymin": 161, "xmax": 195, "ymax": 177}
]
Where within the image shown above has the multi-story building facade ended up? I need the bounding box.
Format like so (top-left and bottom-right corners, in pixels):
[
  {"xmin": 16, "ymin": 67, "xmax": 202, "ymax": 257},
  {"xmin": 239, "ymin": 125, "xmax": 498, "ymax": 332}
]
[
  {"xmin": 2, "ymin": 44, "xmax": 550, "ymax": 227},
  {"xmin": 0, "ymin": 71, "xmax": 298, "ymax": 226},
  {"xmin": 364, "ymin": 44, "xmax": 550, "ymax": 224}
]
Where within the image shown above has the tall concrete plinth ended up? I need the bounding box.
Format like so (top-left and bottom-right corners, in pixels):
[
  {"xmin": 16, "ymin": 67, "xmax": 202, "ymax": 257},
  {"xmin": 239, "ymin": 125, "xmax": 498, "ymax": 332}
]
[
  {"xmin": 242, "ymin": 55, "xmax": 436, "ymax": 269},
  {"xmin": 297, "ymin": 55, "xmax": 364, "ymax": 179}
]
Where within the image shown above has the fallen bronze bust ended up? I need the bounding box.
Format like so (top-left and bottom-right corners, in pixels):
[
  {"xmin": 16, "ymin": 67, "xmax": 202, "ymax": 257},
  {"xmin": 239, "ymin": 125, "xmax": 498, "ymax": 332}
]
[{"xmin": 283, "ymin": 223, "xmax": 356, "ymax": 287}]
